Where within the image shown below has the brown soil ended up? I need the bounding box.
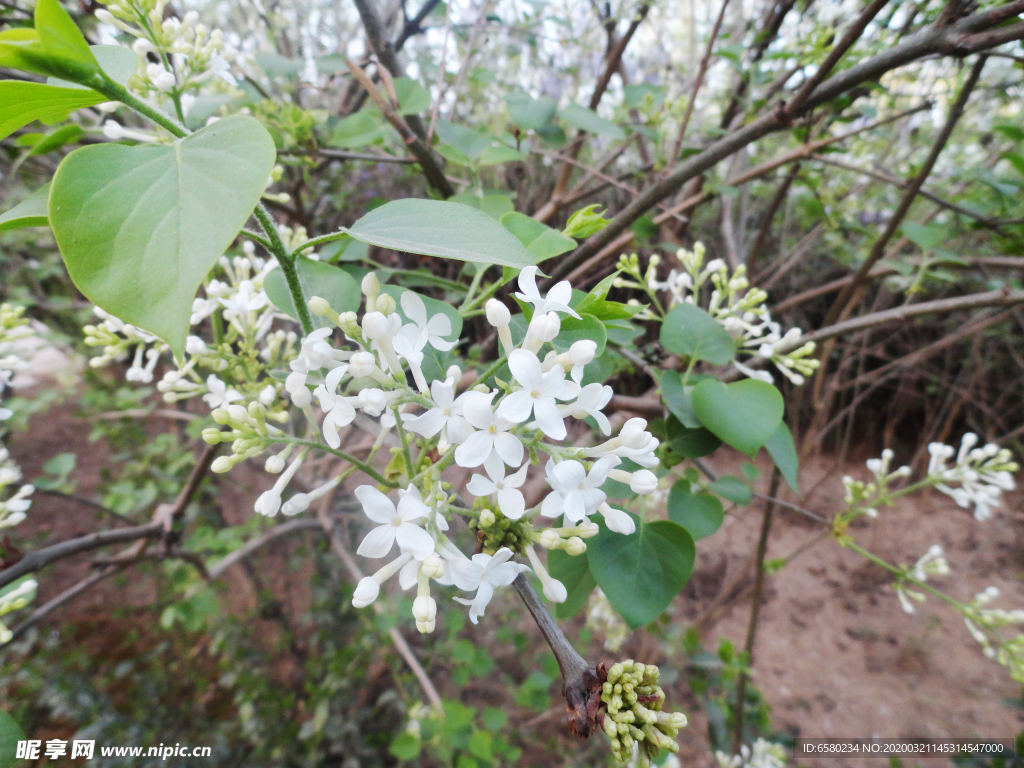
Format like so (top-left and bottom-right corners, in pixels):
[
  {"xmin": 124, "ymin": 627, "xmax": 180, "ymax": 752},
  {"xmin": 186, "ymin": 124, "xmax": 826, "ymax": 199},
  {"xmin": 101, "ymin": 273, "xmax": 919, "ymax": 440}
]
[{"xmin": 6, "ymin": 366, "xmax": 1024, "ymax": 767}]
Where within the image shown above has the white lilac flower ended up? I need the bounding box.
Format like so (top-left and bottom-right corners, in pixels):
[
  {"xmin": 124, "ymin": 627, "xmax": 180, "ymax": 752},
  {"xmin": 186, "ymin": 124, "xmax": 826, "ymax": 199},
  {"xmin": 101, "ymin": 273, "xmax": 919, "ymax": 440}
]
[
  {"xmin": 524, "ymin": 544, "xmax": 567, "ymax": 603},
  {"xmin": 254, "ymin": 453, "xmax": 304, "ymax": 517},
  {"xmin": 398, "ymin": 292, "xmax": 456, "ymax": 351},
  {"xmin": 312, "ymin": 365, "xmax": 355, "ymax": 448},
  {"xmin": 399, "ymin": 552, "xmax": 453, "ymax": 591},
  {"xmin": 540, "ymin": 456, "xmax": 620, "ymax": 523},
  {"xmin": 559, "ymin": 381, "xmax": 613, "ymax": 435},
  {"xmin": 202, "ymin": 374, "xmax": 241, "ymax": 409},
  {"xmin": 352, "ymin": 553, "xmax": 414, "ymax": 608},
  {"xmin": 404, "ymin": 378, "xmax": 473, "ymax": 446},
  {"xmin": 455, "ymin": 391, "xmax": 524, "ymax": 470},
  {"xmin": 450, "ymin": 547, "xmax": 530, "ymax": 624},
  {"xmin": 287, "ymin": 327, "xmax": 345, "ymax": 406},
  {"xmin": 497, "ymin": 349, "xmax": 568, "ymax": 439},
  {"xmin": 895, "ymin": 544, "xmax": 949, "ymax": 614},
  {"xmin": 514, "ymin": 267, "xmax": 580, "ymax": 318},
  {"xmin": 927, "ymin": 434, "xmax": 1018, "ymax": 521},
  {"xmin": 466, "ymin": 462, "xmax": 530, "ymax": 519},
  {"xmin": 355, "ymin": 485, "xmax": 435, "ymax": 560},
  {"xmin": 585, "ymin": 417, "xmax": 660, "ymax": 468}
]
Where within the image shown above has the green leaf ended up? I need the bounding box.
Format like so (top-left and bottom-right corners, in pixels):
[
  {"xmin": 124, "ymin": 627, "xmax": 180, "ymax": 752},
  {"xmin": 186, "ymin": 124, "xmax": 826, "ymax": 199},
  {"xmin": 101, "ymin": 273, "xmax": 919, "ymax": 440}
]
[
  {"xmin": 764, "ymin": 421, "xmax": 800, "ymax": 494},
  {"xmin": 49, "ymin": 114, "xmax": 277, "ymax": 358},
  {"xmin": 691, "ymin": 379, "xmax": 784, "ymax": 458},
  {"xmin": 0, "ymin": 81, "xmax": 106, "ymax": 141},
  {"xmin": 389, "ymin": 732, "xmax": 421, "ymax": 760},
  {"xmin": 330, "ymin": 110, "xmax": 387, "ymax": 148},
  {"xmin": 450, "ymin": 192, "xmax": 514, "ymax": 221},
  {"xmin": 505, "ymin": 92, "xmax": 557, "ymax": 130},
  {"xmin": 48, "ymin": 44, "xmax": 138, "ymax": 89},
  {"xmin": 660, "ymin": 302, "xmax": 735, "ymax": 365},
  {"xmin": 552, "ymin": 313, "xmax": 606, "ymax": 355},
  {"xmin": 392, "ymin": 76, "xmax": 431, "ymax": 114},
  {"xmin": 346, "ymin": 200, "xmax": 534, "ymax": 269},
  {"xmin": 558, "ymin": 103, "xmax": 626, "ymax": 140},
  {"xmin": 0, "ymin": 710, "xmax": 26, "ymax": 768},
  {"xmin": 660, "ymin": 370, "xmax": 700, "ymax": 428},
  {"xmin": 548, "ymin": 548, "xmax": 596, "ymax": 619},
  {"xmin": 467, "ymin": 729, "xmax": 492, "ymax": 760},
  {"xmin": 623, "ymin": 83, "xmax": 665, "ymax": 108},
  {"xmin": 0, "ymin": 0, "xmax": 98, "ymax": 82},
  {"xmin": 435, "ymin": 119, "xmax": 492, "ymax": 160},
  {"xmin": 25, "ymin": 124, "xmax": 83, "ymax": 155},
  {"xmin": 255, "ymin": 50, "xmax": 303, "ymax": 78},
  {"xmin": 265, "ymin": 257, "xmax": 361, "ymax": 327},
  {"xmin": 1002, "ymin": 152, "xmax": 1024, "ymax": 179},
  {"xmin": 562, "ymin": 204, "xmax": 611, "ymax": 238},
  {"xmin": 499, "ymin": 212, "xmax": 575, "ymax": 262},
  {"xmin": 901, "ymin": 222, "xmax": 946, "ymax": 251},
  {"xmin": 0, "ymin": 182, "xmax": 50, "ymax": 231},
  {"xmin": 379, "ymin": 285, "xmax": 463, "ymax": 345},
  {"xmin": 709, "ymin": 475, "xmax": 751, "ymax": 505},
  {"xmin": 668, "ymin": 480, "xmax": 724, "ymax": 540},
  {"xmin": 669, "ymin": 425, "xmax": 722, "ymax": 458},
  {"xmin": 587, "ymin": 515, "xmax": 695, "ymax": 630},
  {"xmin": 478, "ymin": 144, "xmax": 526, "ymax": 166}
]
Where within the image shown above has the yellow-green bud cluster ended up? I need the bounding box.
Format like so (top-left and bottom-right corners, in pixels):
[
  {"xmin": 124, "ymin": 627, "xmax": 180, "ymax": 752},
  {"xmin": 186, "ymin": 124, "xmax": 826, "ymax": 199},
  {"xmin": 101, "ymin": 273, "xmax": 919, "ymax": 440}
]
[
  {"xmin": 601, "ymin": 660, "xmax": 687, "ymax": 766},
  {"xmin": 203, "ymin": 401, "xmax": 279, "ymax": 472},
  {"xmin": 475, "ymin": 505, "xmax": 534, "ymax": 556}
]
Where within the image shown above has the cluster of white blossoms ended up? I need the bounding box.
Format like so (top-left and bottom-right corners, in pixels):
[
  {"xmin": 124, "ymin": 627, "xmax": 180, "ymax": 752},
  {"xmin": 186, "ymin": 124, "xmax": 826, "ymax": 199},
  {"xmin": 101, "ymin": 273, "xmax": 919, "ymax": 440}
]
[
  {"xmin": 962, "ymin": 587, "xmax": 1024, "ymax": 683},
  {"xmin": 926, "ymin": 433, "xmax": 1018, "ymax": 521},
  {"xmin": 587, "ymin": 588, "xmax": 628, "ymax": 652},
  {"xmin": 96, "ymin": 0, "xmax": 240, "ymax": 116},
  {"xmin": 86, "ymin": 244, "xmax": 296, "ymax": 417},
  {"xmin": 616, "ymin": 244, "xmax": 819, "ymax": 385},
  {"xmin": 204, "ymin": 267, "xmax": 662, "ymax": 631},
  {"xmin": 0, "ymin": 305, "xmax": 37, "ymax": 530},
  {"xmin": 895, "ymin": 544, "xmax": 950, "ymax": 614},
  {"xmin": 0, "ymin": 579, "xmax": 37, "ymax": 644},
  {"xmin": 840, "ymin": 448, "xmax": 912, "ymax": 519},
  {"xmin": 715, "ymin": 739, "xmax": 788, "ymax": 768}
]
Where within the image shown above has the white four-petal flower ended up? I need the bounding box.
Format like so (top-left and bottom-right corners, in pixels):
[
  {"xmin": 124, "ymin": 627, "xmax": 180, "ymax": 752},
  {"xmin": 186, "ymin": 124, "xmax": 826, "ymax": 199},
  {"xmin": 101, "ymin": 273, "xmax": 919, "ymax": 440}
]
[
  {"xmin": 466, "ymin": 461, "xmax": 530, "ymax": 519},
  {"xmin": 202, "ymin": 374, "xmax": 241, "ymax": 409},
  {"xmin": 399, "ymin": 291, "xmax": 456, "ymax": 351},
  {"xmin": 540, "ymin": 455, "xmax": 620, "ymax": 522},
  {"xmin": 313, "ymin": 365, "xmax": 355, "ymax": 448},
  {"xmin": 455, "ymin": 391, "xmax": 524, "ymax": 469},
  {"xmin": 450, "ymin": 547, "xmax": 530, "ymax": 624},
  {"xmin": 405, "ymin": 378, "xmax": 474, "ymax": 444},
  {"xmin": 355, "ymin": 485, "xmax": 436, "ymax": 560},
  {"xmin": 514, "ymin": 266, "xmax": 580, "ymax": 318},
  {"xmin": 497, "ymin": 349, "xmax": 568, "ymax": 439}
]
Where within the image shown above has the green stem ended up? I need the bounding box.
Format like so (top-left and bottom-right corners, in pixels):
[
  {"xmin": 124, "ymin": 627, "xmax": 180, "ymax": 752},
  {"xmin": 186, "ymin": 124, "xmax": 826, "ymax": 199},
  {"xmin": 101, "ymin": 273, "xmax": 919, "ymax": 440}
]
[
  {"xmin": 410, "ymin": 447, "xmax": 456, "ymax": 486},
  {"xmin": 252, "ymin": 206, "xmax": 314, "ymax": 335},
  {"xmin": 210, "ymin": 310, "xmax": 224, "ymax": 346},
  {"xmin": 475, "ymin": 354, "xmax": 509, "ymax": 385},
  {"xmin": 458, "ymin": 267, "xmax": 486, "ymax": 312},
  {"xmin": 266, "ymin": 436, "xmax": 396, "ymax": 488},
  {"xmin": 845, "ymin": 541, "xmax": 965, "ymax": 611},
  {"xmin": 461, "ymin": 275, "xmax": 507, "ymax": 314},
  {"xmin": 679, "ymin": 355, "xmax": 698, "ymax": 387},
  {"xmin": 241, "ymin": 229, "xmax": 274, "ymax": 251},
  {"xmin": 86, "ymin": 73, "xmax": 188, "ymax": 139},
  {"xmin": 293, "ymin": 231, "xmax": 351, "ymax": 254},
  {"xmin": 394, "ymin": 407, "xmax": 415, "ymax": 480}
]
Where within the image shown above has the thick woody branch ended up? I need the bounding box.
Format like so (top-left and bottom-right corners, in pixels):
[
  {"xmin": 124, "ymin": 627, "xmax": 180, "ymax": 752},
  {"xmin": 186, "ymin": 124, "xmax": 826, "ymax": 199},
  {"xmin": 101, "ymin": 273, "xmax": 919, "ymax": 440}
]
[{"xmin": 549, "ymin": 6, "xmax": 1024, "ymax": 282}]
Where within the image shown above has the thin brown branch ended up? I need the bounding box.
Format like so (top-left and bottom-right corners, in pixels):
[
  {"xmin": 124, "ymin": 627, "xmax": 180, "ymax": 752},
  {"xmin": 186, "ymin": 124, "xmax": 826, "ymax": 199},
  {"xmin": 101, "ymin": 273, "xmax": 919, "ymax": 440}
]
[
  {"xmin": 278, "ymin": 148, "xmax": 418, "ymax": 164},
  {"xmin": 823, "ymin": 54, "xmax": 987, "ymax": 325}
]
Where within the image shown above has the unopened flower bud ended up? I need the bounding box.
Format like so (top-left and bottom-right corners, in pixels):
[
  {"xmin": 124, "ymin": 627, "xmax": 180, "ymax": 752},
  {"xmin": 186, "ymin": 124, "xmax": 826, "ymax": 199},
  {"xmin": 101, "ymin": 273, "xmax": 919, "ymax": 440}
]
[
  {"xmin": 543, "ymin": 577, "xmax": 568, "ymax": 603},
  {"xmin": 352, "ymin": 576, "xmax": 380, "ymax": 608},
  {"xmin": 577, "ymin": 520, "xmax": 600, "ymax": 538},
  {"xmin": 211, "ymin": 456, "xmax": 233, "ymax": 473},
  {"xmin": 630, "ymin": 469, "xmax": 659, "ymax": 495},
  {"xmin": 568, "ymin": 340, "xmax": 597, "ymax": 367},
  {"xmin": 412, "ymin": 595, "xmax": 437, "ymax": 623},
  {"xmin": 248, "ymin": 401, "xmax": 266, "ymax": 419},
  {"xmin": 254, "ymin": 489, "xmax": 281, "ymax": 516},
  {"xmin": 539, "ymin": 529, "xmax": 561, "ymax": 549},
  {"xmin": 362, "ymin": 311, "xmax": 389, "ymax": 341},
  {"xmin": 422, "ymin": 554, "xmax": 446, "ymax": 580},
  {"xmin": 479, "ymin": 509, "xmax": 495, "ymax": 528},
  {"xmin": 308, "ymin": 296, "xmax": 332, "ymax": 316},
  {"xmin": 348, "ymin": 351, "xmax": 376, "ymax": 378},
  {"xmin": 291, "ymin": 386, "xmax": 312, "ymax": 407},
  {"xmin": 445, "ymin": 364, "xmax": 462, "ymax": 383},
  {"xmin": 265, "ymin": 454, "xmax": 286, "ymax": 473},
  {"xmin": 202, "ymin": 428, "xmax": 223, "ymax": 444},
  {"xmin": 375, "ymin": 293, "xmax": 396, "ymax": 315},
  {"xmin": 227, "ymin": 404, "xmax": 248, "ymax": 423},
  {"xmin": 565, "ymin": 536, "xmax": 586, "ymax": 556},
  {"xmin": 531, "ymin": 312, "xmax": 560, "ymax": 342},
  {"xmin": 485, "ymin": 299, "xmax": 511, "ymax": 327},
  {"xmin": 361, "ymin": 272, "xmax": 380, "ymax": 303},
  {"xmin": 281, "ymin": 493, "xmax": 310, "ymax": 516}
]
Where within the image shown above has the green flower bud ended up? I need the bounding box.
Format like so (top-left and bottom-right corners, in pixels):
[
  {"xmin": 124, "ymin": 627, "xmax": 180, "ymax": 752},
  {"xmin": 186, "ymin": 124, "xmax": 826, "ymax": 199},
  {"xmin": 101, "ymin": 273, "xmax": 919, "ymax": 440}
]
[{"xmin": 202, "ymin": 428, "xmax": 223, "ymax": 444}]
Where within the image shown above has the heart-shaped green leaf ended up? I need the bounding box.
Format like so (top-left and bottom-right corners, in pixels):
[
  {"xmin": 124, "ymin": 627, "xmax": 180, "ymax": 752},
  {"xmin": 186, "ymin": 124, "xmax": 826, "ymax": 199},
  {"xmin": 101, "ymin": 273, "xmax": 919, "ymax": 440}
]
[
  {"xmin": 691, "ymin": 378, "xmax": 784, "ymax": 457},
  {"xmin": 587, "ymin": 514, "xmax": 695, "ymax": 630},
  {"xmin": 505, "ymin": 92, "xmax": 557, "ymax": 130},
  {"xmin": 346, "ymin": 199, "xmax": 534, "ymax": 268},
  {"xmin": 264, "ymin": 256, "xmax": 361, "ymax": 328},
  {"xmin": 765, "ymin": 421, "xmax": 800, "ymax": 494},
  {"xmin": 558, "ymin": 103, "xmax": 626, "ymax": 140},
  {"xmin": 668, "ymin": 480, "xmax": 724, "ymax": 540},
  {"xmin": 49, "ymin": 115, "xmax": 276, "ymax": 357},
  {"xmin": 0, "ymin": 709, "xmax": 26, "ymax": 768},
  {"xmin": 660, "ymin": 302, "xmax": 735, "ymax": 365},
  {"xmin": 547, "ymin": 548, "xmax": 596, "ymax": 619},
  {"xmin": 0, "ymin": 183, "xmax": 50, "ymax": 231},
  {"xmin": 499, "ymin": 211, "xmax": 576, "ymax": 262}
]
